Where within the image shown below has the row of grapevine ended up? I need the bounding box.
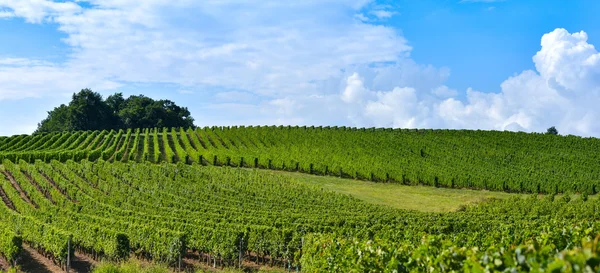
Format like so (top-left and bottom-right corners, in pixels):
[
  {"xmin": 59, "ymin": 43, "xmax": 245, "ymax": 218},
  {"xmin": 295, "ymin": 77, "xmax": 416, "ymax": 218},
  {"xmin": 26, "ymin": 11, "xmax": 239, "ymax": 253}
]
[
  {"xmin": 2, "ymin": 126, "xmax": 600, "ymax": 194},
  {"xmin": 0, "ymin": 173, "xmax": 71, "ymax": 266},
  {"xmin": 0, "ymin": 159, "xmax": 599, "ymax": 270},
  {"xmin": 0, "ymin": 224, "xmax": 21, "ymax": 266},
  {"xmin": 301, "ymin": 233, "xmax": 600, "ymax": 272}
]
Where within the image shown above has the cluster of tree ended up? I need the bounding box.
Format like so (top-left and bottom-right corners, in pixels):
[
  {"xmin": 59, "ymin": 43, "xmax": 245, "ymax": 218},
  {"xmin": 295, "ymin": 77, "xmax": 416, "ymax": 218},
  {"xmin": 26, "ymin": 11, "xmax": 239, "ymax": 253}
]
[{"xmin": 36, "ymin": 89, "xmax": 195, "ymax": 133}]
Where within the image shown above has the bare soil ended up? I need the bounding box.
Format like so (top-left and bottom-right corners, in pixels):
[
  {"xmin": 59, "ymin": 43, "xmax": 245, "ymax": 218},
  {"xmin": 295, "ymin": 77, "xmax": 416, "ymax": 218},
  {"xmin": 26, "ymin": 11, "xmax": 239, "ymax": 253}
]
[
  {"xmin": 0, "ymin": 255, "xmax": 12, "ymax": 271},
  {"xmin": 70, "ymin": 252, "xmax": 97, "ymax": 273},
  {"xmin": 20, "ymin": 245, "xmax": 64, "ymax": 273},
  {"xmin": 0, "ymin": 183, "xmax": 16, "ymax": 211},
  {"xmin": 2, "ymin": 170, "xmax": 38, "ymax": 208}
]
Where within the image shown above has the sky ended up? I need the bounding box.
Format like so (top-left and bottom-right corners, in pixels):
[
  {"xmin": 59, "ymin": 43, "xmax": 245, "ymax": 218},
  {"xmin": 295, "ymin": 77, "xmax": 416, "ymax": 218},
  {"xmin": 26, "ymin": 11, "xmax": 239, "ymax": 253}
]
[{"xmin": 0, "ymin": 0, "xmax": 599, "ymax": 137}]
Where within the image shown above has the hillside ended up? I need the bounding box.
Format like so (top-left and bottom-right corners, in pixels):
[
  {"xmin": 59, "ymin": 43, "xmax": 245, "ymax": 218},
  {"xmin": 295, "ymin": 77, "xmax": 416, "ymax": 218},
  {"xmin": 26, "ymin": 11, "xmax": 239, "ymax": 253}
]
[
  {"xmin": 0, "ymin": 159, "xmax": 597, "ymax": 272},
  {"xmin": 1, "ymin": 126, "xmax": 599, "ymax": 194},
  {"xmin": 0, "ymin": 127, "xmax": 598, "ymax": 272}
]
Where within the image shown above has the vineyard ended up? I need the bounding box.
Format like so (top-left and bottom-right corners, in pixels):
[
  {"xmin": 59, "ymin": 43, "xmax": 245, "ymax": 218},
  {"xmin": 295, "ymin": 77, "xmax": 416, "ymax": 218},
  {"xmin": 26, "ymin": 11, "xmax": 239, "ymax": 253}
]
[
  {"xmin": 0, "ymin": 160, "xmax": 600, "ymax": 272},
  {"xmin": 1, "ymin": 126, "xmax": 600, "ymax": 194},
  {"xmin": 0, "ymin": 127, "xmax": 598, "ymax": 272},
  {"xmin": 0, "ymin": 159, "xmax": 597, "ymax": 272}
]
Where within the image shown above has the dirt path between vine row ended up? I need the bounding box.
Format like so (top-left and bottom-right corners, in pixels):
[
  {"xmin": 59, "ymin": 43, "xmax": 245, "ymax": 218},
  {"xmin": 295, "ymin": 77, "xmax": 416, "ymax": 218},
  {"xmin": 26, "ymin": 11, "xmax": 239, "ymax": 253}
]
[
  {"xmin": 2, "ymin": 170, "xmax": 38, "ymax": 208},
  {"xmin": 19, "ymin": 245, "xmax": 98, "ymax": 273},
  {"xmin": 71, "ymin": 252, "xmax": 97, "ymax": 273},
  {"xmin": 20, "ymin": 245, "xmax": 63, "ymax": 273},
  {"xmin": 0, "ymin": 255, "xmax": 12, "ymax": 271},
  {"xmin": 0, "ymin": 184, "xmax": 16, "ymax": 211},
  {"xmin": 39, "ymin": 171, "xmax": 78, "ymax": 203},
  {"xmin": 22, "ymin": 170, "xmax": 55, "ymax": 204}
]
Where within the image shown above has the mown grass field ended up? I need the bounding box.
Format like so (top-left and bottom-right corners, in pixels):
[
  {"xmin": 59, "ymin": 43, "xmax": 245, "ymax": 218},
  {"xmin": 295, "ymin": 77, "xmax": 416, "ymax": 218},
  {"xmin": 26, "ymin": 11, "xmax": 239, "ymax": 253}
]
[
  {"xmin": 269, "ymin": 169, "xmax": 595, "ymax": 212},
  {"xmin": 268, "ymin": 169, "xmax": 515, "ymax": 212}
]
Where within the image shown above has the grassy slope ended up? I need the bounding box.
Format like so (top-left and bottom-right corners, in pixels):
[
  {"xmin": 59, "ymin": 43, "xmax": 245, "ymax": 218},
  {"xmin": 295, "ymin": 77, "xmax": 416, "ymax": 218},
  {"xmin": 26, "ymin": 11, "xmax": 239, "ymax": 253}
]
[
  {"xmin": 268, "ymin": 170, "xmax": 597, "ymax": 212},
  {"xmin": 262, "ymin": 169, "xmax": 521, "ymax": 212}
]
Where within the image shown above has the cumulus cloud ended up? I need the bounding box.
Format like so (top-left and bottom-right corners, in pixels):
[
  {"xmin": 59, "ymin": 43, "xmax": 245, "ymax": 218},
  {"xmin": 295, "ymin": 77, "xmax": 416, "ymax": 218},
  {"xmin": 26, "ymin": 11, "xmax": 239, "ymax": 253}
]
[
  {"xmin": 251, "ymin": 28, "xmax": 600, "ymax": 136},
  {"xmin": 332, "ymin": 28, "xmax": 600, "ymax": 136},
  {"xmin": 364, "ymin": 87, "xmax": 422, "ymax": 128},
  {"xmin": 533, "ymin": 29, "xmax": 600, "ymax": 91},
  {"xmin": 341, "ymin": 73, "xmax": 369, "ymax": 103}
]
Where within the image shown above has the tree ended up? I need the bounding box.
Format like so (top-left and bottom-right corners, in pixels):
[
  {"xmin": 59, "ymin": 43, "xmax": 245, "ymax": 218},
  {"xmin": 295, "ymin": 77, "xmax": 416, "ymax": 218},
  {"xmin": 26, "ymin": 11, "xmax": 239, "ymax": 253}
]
[
  {"xmin": 106, "ymin": 93, "xmax": 126, "ymax": 115},
  {"xmin": 106, "ymin": 93, "xmax": 126, "ymax": 128},
  {"xmin": 68, "ymin": 89, "xmax": 116, "ymax": 131},
  {"xmin": 36, "ymin": 104, "xmax": 72, "ymax": 133},
  {"xmin": 546, "ymin": 126, "xmax": 558, "ymax": 135},
  {"xmin": 35, "ymin": 89, "xmax": 195, "ymax": 133},
  {"xmin": 117, "ymin": 95, "xmax": 194, "ymax": 129},
  {"xmin": 117, "ymin": 95, "xmax": 156, "ymax": 128}
]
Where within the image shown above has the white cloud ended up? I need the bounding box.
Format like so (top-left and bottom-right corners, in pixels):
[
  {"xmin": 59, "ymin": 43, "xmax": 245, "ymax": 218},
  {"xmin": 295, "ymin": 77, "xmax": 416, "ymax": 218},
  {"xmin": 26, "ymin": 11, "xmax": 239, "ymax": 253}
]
[
  {"xmin": 369, "ymin": 10, "xmax": 396, "ymax": 19},
  {"xmin": 0, "ymin": 58, "xmax": 53, "ymax": 66},
  {"xmin": 249, "ymin": 28, "xmax": 600, "ymax": 137},
  {"xmin": 335, "ymin": 28, "xmax": 600, "ymax": 136},
  {"xmin": 432, "ymin": 85, "xmax": 458, "ymax": 98},
  {"xmin": 533, "ymin": 29, "xmax": 600, "ymax": 91},
  {"xmin": 341, "ymin": 73, "xmax": 370, "ymax": 103},
  {"xmin": 0, "ymin": 58, "xmax": 121, "ymax": 100},
  {"xmin": 0, "ymin": 10, "xmax": 13, "ymax": 18},
  {"xmin": 0, "ymin": 0, "xmax": 81, "ymax": 23},
  {"xmin": 364, "ymin": 87, "xmax": 421, "ymax": 128},
  {"xmin": 269, "ymin": 97, "xmax": 299, "ymax": 116},
  {"xmin": 0, "ymin": 0, "xmax": 410, "ymax": 101}
]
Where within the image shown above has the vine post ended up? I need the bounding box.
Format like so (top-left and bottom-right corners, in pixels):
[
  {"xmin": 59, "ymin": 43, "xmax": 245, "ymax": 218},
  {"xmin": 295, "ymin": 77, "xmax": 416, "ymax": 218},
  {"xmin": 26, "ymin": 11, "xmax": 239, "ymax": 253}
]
[
  {"xmin": 66, "ymin": 236, "xmax": 71, "ymax": 273},
  {"xmin": 239, "ymin": 236, "xmax": 243, "ymax": 269},
  {"xmin": 296, "ymin": 237, "xmax": 303, "ymax": 273}
]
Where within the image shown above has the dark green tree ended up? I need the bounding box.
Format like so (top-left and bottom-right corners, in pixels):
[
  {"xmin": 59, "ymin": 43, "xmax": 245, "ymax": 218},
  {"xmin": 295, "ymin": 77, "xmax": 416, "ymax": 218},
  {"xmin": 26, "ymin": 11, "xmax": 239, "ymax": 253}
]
[
  {"xmin": 36, "ymin": 104, "xmax": 72, "ymax": 133},
  {"xmin": 68, "ymin": 89, "xmax": 116, "ymax": 131},
  {"xmin": 118, "ymin": 95, "xmax": 194, "ymax": 129},
  {"xmin": 117, "ymin": 95, "xmax": 156, "ymax": 128},
  {"xmin": 35, "ymin": 89, "xmax": 195, "ymax": 133},
  {"xmin": 106, "ymin": 93, "xmax": 126, "ymax": 128},
  {"xmin": 546, "ymin": 126, "xmax": 558, "ymax": 135},
  {"xmin": 106, "ymin": 92, "xmax": 126, "ymax": 115}
]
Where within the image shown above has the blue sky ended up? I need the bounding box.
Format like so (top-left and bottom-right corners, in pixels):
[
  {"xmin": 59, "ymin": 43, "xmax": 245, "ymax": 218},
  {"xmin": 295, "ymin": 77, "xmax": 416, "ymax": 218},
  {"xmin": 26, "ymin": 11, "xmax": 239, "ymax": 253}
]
[
  {"xmin": 1, "ymin": 0, "xmax": 599, "ymax": 136},
  {"xmin": 392, "ymin": 0, "xmax": 600, "ymax": 93}
]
